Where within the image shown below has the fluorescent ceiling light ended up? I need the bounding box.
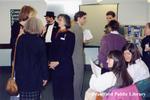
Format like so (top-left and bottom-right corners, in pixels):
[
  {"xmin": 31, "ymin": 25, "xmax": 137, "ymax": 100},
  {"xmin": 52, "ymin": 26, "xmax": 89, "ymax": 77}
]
[
  {"xmin": 148, "ymin": 0, "xmax": 150, "ymax": 3},
  {"xmin": 97, "ymin": 0, "xmax": 103, "ymax": 3}
]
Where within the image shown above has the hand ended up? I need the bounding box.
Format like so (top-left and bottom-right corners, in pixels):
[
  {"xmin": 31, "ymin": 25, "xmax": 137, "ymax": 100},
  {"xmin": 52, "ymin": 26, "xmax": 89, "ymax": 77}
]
[
  {"xmin": 43, "ymin": 80, "xmax": 48, "ymax": 86},
  {"xmin": 20, "ymin": 20, "xmax": 26, "ymax": 26},
  {"xmin": 145, "ymin": 47, "xmax": 150, "ymax": 52},
  {"xmin": 100, "ymin": 63, "xmax": 103, "ymax": 68},
  {"xmin": 20, "ymin": 28, "xmax": 24, "ymax": 34},
  {"xmin": 145, "ymin": 44, "xmax": 150, "ymax": 52},
  {"xmin": 48, "ymin": 61, "xmax": 59, "ymax": 70},
  {"xmin": 41, "ymin": 26, "xmax": 46, "ymax": 37}
]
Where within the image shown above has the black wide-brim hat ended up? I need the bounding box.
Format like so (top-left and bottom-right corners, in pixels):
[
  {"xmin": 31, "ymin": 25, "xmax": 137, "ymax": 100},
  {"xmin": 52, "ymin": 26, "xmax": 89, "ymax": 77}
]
[{"xmin": 44, "ymin": 11, "xmax": 55, "ymax": 17}]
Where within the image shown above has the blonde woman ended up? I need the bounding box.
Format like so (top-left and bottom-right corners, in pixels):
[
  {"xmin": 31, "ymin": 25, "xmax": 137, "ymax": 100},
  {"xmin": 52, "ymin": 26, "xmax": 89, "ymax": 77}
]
[
  {"xmin": 10, "ymin": 5, "xmax": 37, "ymax": 64},
  {"xmin": 14, "ymin": 17, "xmax": 48, "ymax": 100}
]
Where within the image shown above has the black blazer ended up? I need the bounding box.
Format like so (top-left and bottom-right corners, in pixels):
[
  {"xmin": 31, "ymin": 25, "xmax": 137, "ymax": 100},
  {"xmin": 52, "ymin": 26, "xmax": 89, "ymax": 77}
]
[
  {"xmin": 15, "ymin": 33, "xmax": 48, "ymax": 92},
  {"xmin": 10, "ymin": 21, "xmax": 23, "ymax": 48},
  {"xmin": 141, "ymin": 35, "xmax": 150, "ymax": 68},
  {"xmin": 50, "ymin": 31, "xmax": 75, "ymax": 77},
  {"xmin": 43, "ymin": 21, "xmax": 59, "ymax": 42},
  {"xmin": 10, "ymin": 21, "xmax": 23, "ymax": 63}
]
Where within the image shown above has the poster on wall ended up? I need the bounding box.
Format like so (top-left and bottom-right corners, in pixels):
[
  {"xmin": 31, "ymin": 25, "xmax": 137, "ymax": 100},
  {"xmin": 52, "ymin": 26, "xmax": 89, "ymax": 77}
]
[{"xmin": 10, "ymin": 9, "xmax": 20, "ymax": 26}]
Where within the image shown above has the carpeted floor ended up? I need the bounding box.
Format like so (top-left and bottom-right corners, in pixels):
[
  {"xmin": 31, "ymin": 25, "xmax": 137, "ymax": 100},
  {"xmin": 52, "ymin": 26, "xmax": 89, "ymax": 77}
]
[{"xmin": 0, "ymin": 66, "xmax": 92, "ymax": 100}]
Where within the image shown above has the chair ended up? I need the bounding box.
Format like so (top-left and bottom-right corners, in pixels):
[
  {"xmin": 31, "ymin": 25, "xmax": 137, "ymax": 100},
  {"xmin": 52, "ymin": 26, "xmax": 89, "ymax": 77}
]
[
  {"xmin": 96, "ymin": 93, "xmax": 103, "ymax": 100},
  {"xmin": 85, "ymin": 88, "xmax": 103, "ymax": 100},
  {"xmin": 136, "ymin": 77, "xmax": 150, "ymax": 100}
]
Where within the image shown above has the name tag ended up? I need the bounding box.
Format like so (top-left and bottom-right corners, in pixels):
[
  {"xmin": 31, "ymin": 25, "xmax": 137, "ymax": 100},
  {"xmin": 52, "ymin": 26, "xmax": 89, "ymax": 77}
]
[{"xmin": 60, "ymin": 37, "xmax": 65, "ymax": 40}]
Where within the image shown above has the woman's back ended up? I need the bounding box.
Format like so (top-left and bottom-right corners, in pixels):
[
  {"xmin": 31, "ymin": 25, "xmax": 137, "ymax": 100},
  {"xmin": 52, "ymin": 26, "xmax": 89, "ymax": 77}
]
[{"xmin": 15, "ymin": 33, "xmax": 47, "ymax": 91}]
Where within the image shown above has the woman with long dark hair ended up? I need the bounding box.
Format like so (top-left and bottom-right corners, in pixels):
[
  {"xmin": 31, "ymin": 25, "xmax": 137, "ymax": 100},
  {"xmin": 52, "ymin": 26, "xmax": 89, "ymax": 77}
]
[
  {"xmin": 85, "ymin": 50, "xmax": 133, "ymax": 99},
  {"xmin": 122, "ymin": 43, "xmax": 150, "ymax": 83}
]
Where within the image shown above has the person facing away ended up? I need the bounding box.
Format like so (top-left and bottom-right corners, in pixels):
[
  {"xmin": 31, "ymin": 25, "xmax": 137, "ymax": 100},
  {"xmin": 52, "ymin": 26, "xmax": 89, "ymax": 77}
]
[
  {"xmin": 98, "ymin": 20, "xmax": 127, "ymax": 72},
  {"xmin": 122, "ymin": 43, "xmax": 150, "ymax": 83},
  {"xmin": 105, "ymin": 11, "xmax": 124, "ymax": 35},
  {"xmin": 141, "ymin": 23, "xmax": 150, "ymax": 71},
  {"xmin": 87, "ymin": 50, "xmax": 133, "ymax": 94},
  {"xmin": 71, "ymin": 11, "xmax": 87, "ymax": 100},
  {"xmin": 48, "ymin": 14, "xmax": 75, "ymax": 100},
  {"xmin": 10, "ymin": 5, "xmax": 37, "ymax": 64},
  {"xmin": 14, "ymin": 17, "xmax": 48, "ymax": 100}
]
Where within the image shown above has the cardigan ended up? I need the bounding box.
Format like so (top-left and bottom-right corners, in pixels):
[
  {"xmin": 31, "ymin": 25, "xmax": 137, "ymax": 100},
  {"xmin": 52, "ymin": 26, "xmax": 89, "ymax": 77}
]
[{"xmin": 98, "ymin": 32, "xmax": 127, "ymax": 68}]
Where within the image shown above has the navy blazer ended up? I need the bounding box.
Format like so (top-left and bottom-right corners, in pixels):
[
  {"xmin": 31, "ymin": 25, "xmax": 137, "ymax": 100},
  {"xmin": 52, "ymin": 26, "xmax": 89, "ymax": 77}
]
[
  {"xmin": 15, "ymin": 33, "xmax": 48, "ymax": 92},
  {"xmin": 10, "ymin": 21, "xmax": 23, "ymax": 63},
  {"xmin": 141, "ymin": 35, "xmax": 150, "ymax": 69},
  {"xmin": 10, "ymin": 21, "xmax": 23, "ymax": 48},
  {"xmin": 50, "ymin": 31, "xmax": 75, "ymax": 77}
]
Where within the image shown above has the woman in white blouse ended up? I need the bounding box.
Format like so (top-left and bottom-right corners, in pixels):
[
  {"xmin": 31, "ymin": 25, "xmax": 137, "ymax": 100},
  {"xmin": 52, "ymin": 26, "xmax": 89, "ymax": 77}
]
[
  {"xmin": 85, "ymin": 50, "xmax": 133, "ymax": 99},
  {"xmin": 122, "ymin": 43, "xmax": 150, "ymax": 83}
]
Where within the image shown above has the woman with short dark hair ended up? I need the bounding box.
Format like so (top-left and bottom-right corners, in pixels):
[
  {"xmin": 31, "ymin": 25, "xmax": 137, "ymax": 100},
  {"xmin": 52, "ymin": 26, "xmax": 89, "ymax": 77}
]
[
  {"xmin": 107, "ymin": 20, "xmax": 120, "ymax": 31},
  {"xmin": 49, "ymin": 14, "xmax": 75, "ymax": 100},
  {"xmin": 122, "ymin": 43, "xmax": 150, "ymax": 83}
]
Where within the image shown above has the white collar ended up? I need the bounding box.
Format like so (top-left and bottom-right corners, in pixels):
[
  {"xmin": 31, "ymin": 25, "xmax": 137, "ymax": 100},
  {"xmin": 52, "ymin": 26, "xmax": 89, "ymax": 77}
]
[
  {"xmin": 110, "ymin": 31, "xmax": 119, "ymax": 34},
  {"xmin": 135, "ymin": 58, "xmax": 141, "ymax": 63},
  {"xmin": 50, "ymin": 23, "xmax": 54, "ymax": 26}
]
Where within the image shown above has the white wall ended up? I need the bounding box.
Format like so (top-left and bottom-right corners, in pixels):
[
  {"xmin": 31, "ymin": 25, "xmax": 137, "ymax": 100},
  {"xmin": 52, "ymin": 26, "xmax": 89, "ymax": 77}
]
[
  {"xmin": 82, "ymin": 0, "xmax": 149, "ymax": 25},
  {"xmin": 148, "ymin": 3, "xmax": 150, "ymax": 22},
  {"xmin": 0, "ymin": 0, "xmax": 47, "ymax": 44},
  {"xmin": 46, "ymin": 0, "xmax": 81, "ymax": 18},
  {"xmin": 0, "ymin": 50, "xmax": 11, "ymax": 66},
  {"xmin": 118, "ymin": 2, "xmax": 149, "ymax": 25},
  {"xmin": 82, "ymin": 0, "xmax": 99, "ymax": 4},
  {"xmin": 0, "ymin": 0, "xmax": 81, "ymax": 44}
]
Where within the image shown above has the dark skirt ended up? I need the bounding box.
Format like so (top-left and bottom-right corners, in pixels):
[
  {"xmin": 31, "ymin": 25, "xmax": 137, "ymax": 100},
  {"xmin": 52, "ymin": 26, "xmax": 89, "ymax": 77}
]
[{"xmin": 20, "ymin": 91, "xmax": 40, "ymax": 100}]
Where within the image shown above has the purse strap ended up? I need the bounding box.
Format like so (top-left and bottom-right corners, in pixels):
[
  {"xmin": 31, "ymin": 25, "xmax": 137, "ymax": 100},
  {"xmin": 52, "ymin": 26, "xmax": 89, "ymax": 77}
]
[{"xmin": 11, "ymin": 34, "xmax": 22, "ymax": 78}]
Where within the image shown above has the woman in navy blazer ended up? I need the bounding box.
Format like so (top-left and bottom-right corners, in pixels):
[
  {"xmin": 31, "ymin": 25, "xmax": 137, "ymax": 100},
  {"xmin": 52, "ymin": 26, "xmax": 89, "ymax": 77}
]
[
  {"xmin": 49, "ymin": 14, "xmax": 75, "ymax": 100},
  {"xmin": 15, "ymin": 17, "xmax": 48, "ymax": 100}
]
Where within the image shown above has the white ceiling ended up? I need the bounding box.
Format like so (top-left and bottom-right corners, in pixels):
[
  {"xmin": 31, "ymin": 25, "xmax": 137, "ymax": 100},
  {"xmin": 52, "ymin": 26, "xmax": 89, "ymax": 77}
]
[
  {"xmin": 45, "ymin": 0, "xmax": 145, "ymax": 1},
  {"xmin": 46, "ymin": 0, "xmax": 147, "ymax": 2},
  {"xmin": 0, "ymin": 0, "xmax": 149, "ymax": 4},
  {"xmin": 102, "ymin": 0, "xmax": 147, "ymax": 3}
]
